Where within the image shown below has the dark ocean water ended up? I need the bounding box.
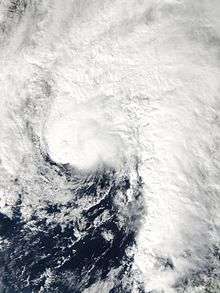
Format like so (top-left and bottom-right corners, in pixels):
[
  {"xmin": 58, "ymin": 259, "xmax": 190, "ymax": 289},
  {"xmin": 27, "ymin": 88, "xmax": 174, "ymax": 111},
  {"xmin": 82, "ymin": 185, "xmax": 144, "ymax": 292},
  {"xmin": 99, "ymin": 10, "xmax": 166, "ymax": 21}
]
[{"xmin": 0, "ymin": 155, "xmax": 144, "ymax": 293}]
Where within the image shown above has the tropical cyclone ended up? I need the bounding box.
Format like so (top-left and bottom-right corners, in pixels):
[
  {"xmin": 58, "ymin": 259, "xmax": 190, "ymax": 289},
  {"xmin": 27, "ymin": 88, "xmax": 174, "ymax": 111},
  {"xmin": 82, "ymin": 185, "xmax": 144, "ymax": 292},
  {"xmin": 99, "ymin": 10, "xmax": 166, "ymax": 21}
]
[
  {"xmin": 44, "ymin": 96, "xmax": 126, "ymax": 171},
  {"xmin": 0, "ymin": 0, "xmax": 220, "ymax": 292}
]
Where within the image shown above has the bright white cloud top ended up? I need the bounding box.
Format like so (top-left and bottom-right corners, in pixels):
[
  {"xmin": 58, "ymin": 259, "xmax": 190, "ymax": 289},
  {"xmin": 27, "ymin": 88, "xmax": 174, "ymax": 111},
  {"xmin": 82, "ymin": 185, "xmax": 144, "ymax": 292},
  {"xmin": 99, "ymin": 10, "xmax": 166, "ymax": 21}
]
[
  {"xmin": 44, "ymin": 98, "xmax": 125, "ymax": 170},
  {"xmin": 0, "ymin": 0, "xmax": 220, "ymax": 292}
]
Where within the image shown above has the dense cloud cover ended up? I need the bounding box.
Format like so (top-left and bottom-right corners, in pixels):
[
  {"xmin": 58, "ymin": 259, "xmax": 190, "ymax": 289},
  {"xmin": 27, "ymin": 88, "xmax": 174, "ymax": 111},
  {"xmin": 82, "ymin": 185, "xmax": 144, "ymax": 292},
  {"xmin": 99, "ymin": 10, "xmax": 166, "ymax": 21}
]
[{"xmin": 0, "ymin": 0, "xmax": 220, "ymax": 292}]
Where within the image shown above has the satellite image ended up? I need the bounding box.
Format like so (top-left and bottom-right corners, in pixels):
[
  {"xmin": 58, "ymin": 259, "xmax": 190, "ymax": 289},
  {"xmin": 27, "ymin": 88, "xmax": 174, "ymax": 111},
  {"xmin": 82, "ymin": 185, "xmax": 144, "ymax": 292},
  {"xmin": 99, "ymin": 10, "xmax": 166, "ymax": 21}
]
[{"xmin": 0, "ymin": 0, "xmax": 219, "ymax": 292}]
